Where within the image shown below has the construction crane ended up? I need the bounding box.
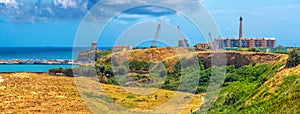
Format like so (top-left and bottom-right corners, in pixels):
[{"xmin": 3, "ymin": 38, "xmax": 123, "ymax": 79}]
[
  {"xmin": 151, "ymin": 24, "xmax": 161, "ymax": 48},
  {"xmin": 177, "ymin": 26, "xmax": 185, "ymax": 40}
]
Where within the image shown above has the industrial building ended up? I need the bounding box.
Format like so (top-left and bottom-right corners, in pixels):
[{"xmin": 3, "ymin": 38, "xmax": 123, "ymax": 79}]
[
  {"xmin": 178, "ymin": 39, "xmax": 190, "ymax": 48},
  {"xmin": 91, "ymin": 41, "xmax": 98, "ymax": 50},
  {"xmin": 214, "ymin": 17, "xmax": 276, "ymax": 49},
  {"xmin": 196, "ymin": 43, "xmax": 211, "ymax": 50},
  {"xmin": 112, "ymin": 45, "xmax": 133, "ymax": 51},
  {"xmin": 214, "ymin": 38, "xmax": 276, "ymax": 49}
]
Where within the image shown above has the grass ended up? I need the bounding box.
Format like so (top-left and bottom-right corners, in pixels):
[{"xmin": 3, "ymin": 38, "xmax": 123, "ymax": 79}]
[
  {"xmin": 75, "ymin": 77, "xmax": 204, "ymax": 114},
  {"xmin": 0, "ymin": 73, "xmax": 90, "ymax": 113},
  {"xmin": 203, "ymin": 62, "xmax": 300, "ymax": 114},
  {"xmin": 0, "ymin": 73, "xmax": 203, "ymax": 114}
]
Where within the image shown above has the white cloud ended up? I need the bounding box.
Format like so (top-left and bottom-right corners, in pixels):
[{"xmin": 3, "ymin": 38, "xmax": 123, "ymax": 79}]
[
  {"xmin": 104, "ymin": 0, "xmax": 146, "ymax": 5},
  {"xmin": 116, "ymin": 13, "xmax": 150, "ymax": 19},
  {"xmin": 53, "ymin": 0, "xmax": 77, "ymax": 9},
  {"xmin": 0, "ymin": 0, "xmax": 204, "ymax": 23},
  {"xmin": 46, "ymin": 7, "xmax": 53, "ymax": 14},
  {"xmin": 0, "ymin": 0, "xmax": 18, "ymax": 7},
  {"xmin": 105, "ymin": 0, "xmax": 132, "ymax": 5},
  {"xmin": 144, "ymin": 6, "xmax": 173, "ymax": 13},
  {"xmin": 158, "ymin": 16, "xmax": 171, "ymax": 22}
]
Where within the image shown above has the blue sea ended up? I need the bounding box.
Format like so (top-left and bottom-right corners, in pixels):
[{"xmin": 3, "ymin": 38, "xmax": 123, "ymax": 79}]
[{"xmin": 0, "ymin": 47, "xmax": 110, "ymax": 72}]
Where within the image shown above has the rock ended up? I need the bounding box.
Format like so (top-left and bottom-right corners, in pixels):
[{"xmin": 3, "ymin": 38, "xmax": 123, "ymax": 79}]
[{"xmin": 0, "ymin": 76, "xmax": 4, "ymax": 83}]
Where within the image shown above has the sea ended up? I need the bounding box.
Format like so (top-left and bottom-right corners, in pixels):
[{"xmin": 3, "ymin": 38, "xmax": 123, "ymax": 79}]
[{"xmin": 0, "ymin": 47, "xmax": 110, "ymax": 72}]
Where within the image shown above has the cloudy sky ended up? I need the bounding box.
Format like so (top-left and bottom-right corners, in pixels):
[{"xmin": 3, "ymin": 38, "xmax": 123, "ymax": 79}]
[{"xmin": 0, "ymin": 0, "xmax": 300, "ymax": 47}]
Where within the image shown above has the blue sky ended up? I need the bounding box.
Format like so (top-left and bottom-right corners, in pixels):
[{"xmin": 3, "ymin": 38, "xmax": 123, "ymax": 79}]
[{"xmin": 0, "ymin": 0, "xmax": 300, "ymax": 47}]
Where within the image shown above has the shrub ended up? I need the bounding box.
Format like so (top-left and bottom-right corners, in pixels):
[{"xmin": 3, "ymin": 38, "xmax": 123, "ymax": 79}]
[
  {"xmin": 126, "ymin": 95, "xmax": 136, "ymax": 99},
  {"xmin": 62, "ymin": 68, "xmax": 74, "ymax": 77},
  {"xmin": 184, "ymin": 95, "xmax": 191, "ymax": 99},
  {"xmin": 286, "ymin": 49, "xmax": 300, "ymax": 68},
  {"xmin": 249, "ymin": 48, "xmax": 260, "ymax": 52},
  {"xmin": 49, "ymin": 68, "xmax": 73, "ymax": 76}
]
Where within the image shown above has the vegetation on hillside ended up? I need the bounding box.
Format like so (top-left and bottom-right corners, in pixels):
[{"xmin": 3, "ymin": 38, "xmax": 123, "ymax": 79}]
[
  {"xmin": 48, "ymin": 48, "xmax": 299, "ymax": 113},
  {"xmin": 195, "ymin": 57, "xmax": 300, "ymax": 113},
  {"xmin": 76, "ymin": 50, "xmax": 111, "ymax": 62},
  {"xmin": 286, "ymin": 49, "xmax": 300, "ymax": 68}
]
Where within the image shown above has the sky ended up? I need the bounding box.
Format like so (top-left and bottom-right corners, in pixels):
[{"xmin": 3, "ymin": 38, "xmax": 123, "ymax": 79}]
[{"xmin": 0, "ymin": 0, "xmax": 300, "ymax": 47}]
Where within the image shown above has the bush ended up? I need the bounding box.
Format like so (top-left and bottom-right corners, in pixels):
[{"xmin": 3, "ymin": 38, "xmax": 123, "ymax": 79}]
[
  {"xmin": 286, "ymin": 49, "xmax": 300, "ymax": 68},
  {"xmin": 63, "ymin": 68, "xmax": 74, "ymax": 77},
  {"xmin": 126, "ymin": 95, "xmax": 136, "ymax": 99},
  {"xmin": 249, "ymin": 48, "xmax": 260, "ymax": 52},
  {"xmin": 129, "ymin": 61, "xmax": 150, "ymax": 71},
  {"xmin": 184, "ymin": 95, "xmax": 191, "ymax": 99},
  {"xmin": 48, "ymin": 68, "xmax": 74, "ymax": 77}
]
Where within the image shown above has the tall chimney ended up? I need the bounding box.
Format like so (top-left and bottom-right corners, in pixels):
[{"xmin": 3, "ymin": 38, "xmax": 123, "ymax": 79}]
[
  {"xmin": 239, "ymin": 17, "xmax": 243, "ymax": 47},
  {"xmin": 239, "ymin": 17, "xmax": 243, "ymax": 39}
]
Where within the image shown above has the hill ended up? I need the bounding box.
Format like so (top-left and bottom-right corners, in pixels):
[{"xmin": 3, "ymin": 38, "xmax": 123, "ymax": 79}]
[
  {"xmin": 97, "ymin": 47, "xmax": 283, "ymax": 72},
  {"xmin": 91, "ymin": 47, "xmax": 298, "ymax": 113},
  {"xmin": 0, "ymin": 73, "xmax": 203, "ymax": 113},
  {"xmin": 199, "ymin": 54, "xmax": 299, "ymax": 113}
]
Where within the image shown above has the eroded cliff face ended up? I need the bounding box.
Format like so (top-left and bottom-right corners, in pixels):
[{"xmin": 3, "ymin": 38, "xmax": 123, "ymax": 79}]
[
  {"xmin": 77, "ymin": 50, "xmax": 102, "ymax": 63},
  {"xmin": 98, "ymin": 47, "xmax": 285, "ymax": 70},
  {"xmin": 200, "ymin": 52, "xmax": 283, "ymax": 67}
]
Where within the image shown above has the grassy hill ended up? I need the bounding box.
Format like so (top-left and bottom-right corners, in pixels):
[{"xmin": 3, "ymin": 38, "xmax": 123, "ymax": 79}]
[
  {"xmin": 0, "ymin": 73, "xmax": 203, "ymax": 113},
  {"xmin": 76, "ymin": 77, "xmax": 204, "ymax": 113},
  {"xmin": 4, "ymin": 48, "xmax": 298, "ymax": 113},
  {"xmin": 199, "ymin": 56, "xmax": 300, "ymax": 113},
  {"xmin": 91, "ymin": 48, "xmax": 299, "ymax": 113}
]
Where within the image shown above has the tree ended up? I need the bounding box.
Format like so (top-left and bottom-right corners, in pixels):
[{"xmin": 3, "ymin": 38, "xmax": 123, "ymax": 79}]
[
  {"xmin": 249, "ymin": 47, "xmax": 260, "ymax": 52},
  {"xmin": 63, "ymin": 68, "xmax": 74, "ymax": 77},
  {"xmin": 286, "ymin": 49, "xmax": 300, "ymax": 68}
]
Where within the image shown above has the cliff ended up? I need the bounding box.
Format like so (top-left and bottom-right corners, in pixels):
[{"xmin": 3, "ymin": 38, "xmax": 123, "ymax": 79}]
[{"xmin": 98, "ymin": 47, "xmax": 285, "ymax": 69}]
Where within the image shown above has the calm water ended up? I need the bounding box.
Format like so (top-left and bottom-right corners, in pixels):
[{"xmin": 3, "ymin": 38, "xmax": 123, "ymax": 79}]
[
  {"xmin": 0, "ymin": 47, "xmax": 86, "ymax": 60},
  {"xmin": 0, "ymin": 65, "xmax": 75, "ymax": 72},
  {"xmin": 0, "ymin": 47, "xmax": 90, "ymax": 72}
]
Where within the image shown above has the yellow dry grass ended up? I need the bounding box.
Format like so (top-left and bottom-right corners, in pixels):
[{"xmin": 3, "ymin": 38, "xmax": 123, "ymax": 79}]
[
  {"xmin": 75, "ymin": 77, "xmax": 203, "ymax": 114},
  {"xmin": 0, "ymin": 73, "xmax": 203, "ymax": 114},
  {"xmin": 0, "ymin": 73, "xmax": 90, "ymax": 113}
]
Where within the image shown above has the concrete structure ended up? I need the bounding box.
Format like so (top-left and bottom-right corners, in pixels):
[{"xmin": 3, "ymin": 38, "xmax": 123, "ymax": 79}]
[
  {"xmin": 196, "ymin": 43, "xmax": 211, "ymax": 50},
  {"xmin": 113, "ymin": 45, "xmax": 133, "ymax": 51},
  {"xmin": 214, "ymin": 17, "xmax": 276, "ymax": 49},
  {"xmin": 178, "ymin": 39, "xmax": 190, "ymax": 48},
  {"xmin": 214, "ymin": 38, "xmax": 276, "ymax": 49},
  {"xmin": 91, "ymin": 41, "xmax": 98, "ymax": 50}
]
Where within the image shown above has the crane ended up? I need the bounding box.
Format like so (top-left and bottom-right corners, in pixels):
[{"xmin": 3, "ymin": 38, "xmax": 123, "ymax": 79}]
[
  {"xmin": 151, "ymin": 24, "xmax": 161, "ymax": 48},
  {"xmin": 177, "ymin": 26, "xmax": 185, "ymax": 40}
]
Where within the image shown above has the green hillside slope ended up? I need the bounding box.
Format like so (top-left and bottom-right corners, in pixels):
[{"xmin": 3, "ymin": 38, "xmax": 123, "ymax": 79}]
[{"xmin": 202, "ymin": 61, "xmax": 299, "ymax": 113}]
